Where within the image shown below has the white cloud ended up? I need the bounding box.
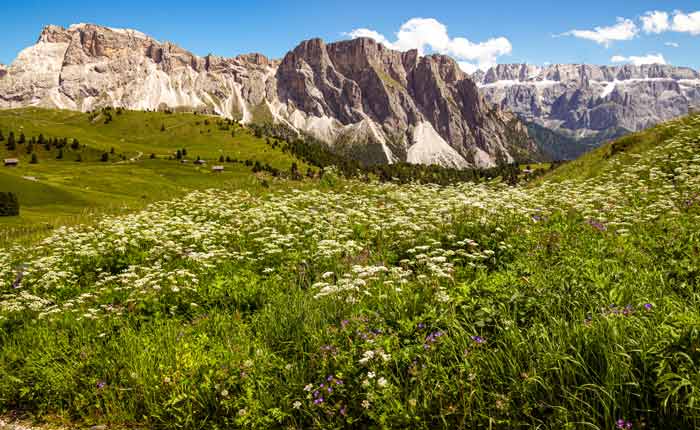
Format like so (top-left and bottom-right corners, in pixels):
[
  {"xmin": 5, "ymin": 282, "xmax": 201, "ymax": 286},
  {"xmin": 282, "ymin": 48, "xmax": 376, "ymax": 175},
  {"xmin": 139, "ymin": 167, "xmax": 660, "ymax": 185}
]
[
  {"xmin": 563, "ymin": 18, "xmax": 638, "ymax": 47},
  {"xmin": 641, "ymin": 11, "xmax": 670, "ymax": 34},
  {"xmin": 392, "ymin": 18, "xmax": 451, "ymax": 53},
  {"xmin": 665, "ymin": 42, "xmax": 680, "ymax": 48},
  {"xmin": 638, "ymin": 10, "xmax": 700, "ymax": 35},
  {"xmin": 344, "ymin": 28, "xmax": 395, "ymax": 48},
  {"xmin": 672, "ymin": 11, "xmax": 700, "ymax": 35},
  {"xmin": 611, "ymin": 53, "xmax": 667, "ymax": 66},
  {"xmin": 345, "ymin": 17, "xmax": 512, "ymax": 73},
  {"xmin": 457, "ymin": 62, "xmax": 479, "ymax": 74}
]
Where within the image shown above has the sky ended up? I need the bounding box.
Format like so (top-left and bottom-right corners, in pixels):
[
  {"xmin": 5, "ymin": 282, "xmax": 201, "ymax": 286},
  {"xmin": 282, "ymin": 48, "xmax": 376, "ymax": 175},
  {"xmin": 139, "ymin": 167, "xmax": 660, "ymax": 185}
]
[{"xmin": 2, "ymin": 0, "xmax": 699, "ymax": 72}]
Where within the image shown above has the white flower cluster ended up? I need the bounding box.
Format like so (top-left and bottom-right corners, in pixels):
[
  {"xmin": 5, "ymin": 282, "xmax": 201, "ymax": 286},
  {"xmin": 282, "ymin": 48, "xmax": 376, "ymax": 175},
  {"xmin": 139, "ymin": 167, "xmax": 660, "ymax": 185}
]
[{"xmin": 1, "ymin": 115, "xmax": 699, "ymax": 319}]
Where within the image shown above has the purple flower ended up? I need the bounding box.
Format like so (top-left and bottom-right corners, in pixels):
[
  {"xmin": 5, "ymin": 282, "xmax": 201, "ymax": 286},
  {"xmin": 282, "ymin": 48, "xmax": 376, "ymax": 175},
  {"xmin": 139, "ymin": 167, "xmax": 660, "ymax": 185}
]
[
  {"xmin": 471, "ymin": 336, "xmax": 485, "ymax": 344},
  {"xmin": 587, "ymin": 219, "xmax": 607, "ymax": 232},
  {"xmin": 644, "ymin": 303, "xmax": 653, "ymax": 311},
  {"xmin": 313, "ymin": 390, "xmax": 320, "ymax": 398},
  {"xmin": 314, "ymin": 397, "xmax": 324, "ymax": 405},
  {"xmin": 96, "ymin": 381, "xmax": 106, "ymax": 389},
  {"xmin": 616, "ymin": 419, "xmax": 633, "ymax": 429},
  {"xmin": 340, "ymin": 406, "xmax": 347, "ymax": 416},
  {"xmin": 418, "ymin": 323, "xmax": 425, "ymax": 329},
  {"xmin": 327, "ymin": 387, "xmax": 333, "ymax": 393}
]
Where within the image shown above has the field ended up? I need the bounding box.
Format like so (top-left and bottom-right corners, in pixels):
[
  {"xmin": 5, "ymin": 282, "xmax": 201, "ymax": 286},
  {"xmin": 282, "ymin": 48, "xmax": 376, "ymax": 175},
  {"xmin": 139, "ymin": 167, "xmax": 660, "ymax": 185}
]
[
  {"xmin": 0, "ymin": 113, "xmax": 700, "ymax": 429},
  {"xmin": 0, "ymin": 108, "xmax": 310, "ymax": 243}
]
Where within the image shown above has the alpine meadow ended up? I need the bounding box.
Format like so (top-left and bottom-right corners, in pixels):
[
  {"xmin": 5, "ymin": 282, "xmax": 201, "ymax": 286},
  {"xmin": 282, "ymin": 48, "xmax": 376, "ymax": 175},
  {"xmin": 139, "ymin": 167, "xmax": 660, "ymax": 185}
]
[{"xmin": 2, "ymin": 2, "xmax": 700, "ymax": 429}]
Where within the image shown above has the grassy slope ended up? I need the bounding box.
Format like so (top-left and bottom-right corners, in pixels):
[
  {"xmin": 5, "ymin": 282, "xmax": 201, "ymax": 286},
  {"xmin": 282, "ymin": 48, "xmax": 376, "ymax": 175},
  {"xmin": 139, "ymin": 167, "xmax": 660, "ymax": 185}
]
[
  {"xmin": 542, "ymin": 115, "xmax": 696, "ymax": 183},
  {"xmin": 0, "ymin": 108, "xmax": 309, "ymax": 241}
]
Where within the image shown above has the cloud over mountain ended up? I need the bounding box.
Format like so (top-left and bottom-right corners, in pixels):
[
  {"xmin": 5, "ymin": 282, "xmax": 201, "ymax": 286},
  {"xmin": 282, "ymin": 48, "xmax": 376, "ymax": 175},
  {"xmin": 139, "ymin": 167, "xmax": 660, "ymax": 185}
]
[
  {"xmin": 345, "ymin": 18, "xmax": 512, "ymax": 73},
  {"xmin": 611, "ymin": 53, "xmax": 666, "ymax": 65}
]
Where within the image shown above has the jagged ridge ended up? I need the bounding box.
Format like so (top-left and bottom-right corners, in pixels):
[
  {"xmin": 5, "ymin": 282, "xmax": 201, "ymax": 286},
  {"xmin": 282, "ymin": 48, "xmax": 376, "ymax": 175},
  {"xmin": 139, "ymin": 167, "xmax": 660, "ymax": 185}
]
[
  {"xmin": 0, "ymin": 23, "xmax": 536, "ymax": 168},
  {"xmin": 472, "ymin": 63, "xmax": 700, "ymax": 146}
]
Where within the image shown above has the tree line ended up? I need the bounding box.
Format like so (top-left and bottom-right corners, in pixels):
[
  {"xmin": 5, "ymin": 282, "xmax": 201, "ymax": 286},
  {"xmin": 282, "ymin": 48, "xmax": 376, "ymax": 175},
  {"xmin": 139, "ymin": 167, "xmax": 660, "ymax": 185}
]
[{"xmin": 250, "ymin": 124, "xmax": 558, "ymax": 186}]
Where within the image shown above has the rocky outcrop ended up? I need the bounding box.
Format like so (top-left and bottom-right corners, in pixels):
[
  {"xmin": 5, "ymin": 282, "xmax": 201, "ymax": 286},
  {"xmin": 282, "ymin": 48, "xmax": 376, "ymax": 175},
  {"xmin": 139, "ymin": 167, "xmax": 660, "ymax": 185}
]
[
  {"xmin": 274, "ymin": 38, "xmax": 535, "ymax": 165},
  {"xmin": 473, "ymin": 64, "xmax": 700, "ymax": 144},
  {"xmin": 0, "ymin": 23, "xmax": 536, "ymax": 167}
]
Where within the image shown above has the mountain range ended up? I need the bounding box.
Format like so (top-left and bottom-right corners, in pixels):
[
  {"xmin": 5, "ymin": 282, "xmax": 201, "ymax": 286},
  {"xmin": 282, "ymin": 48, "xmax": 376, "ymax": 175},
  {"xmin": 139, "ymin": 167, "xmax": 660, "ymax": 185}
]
[
  {"xmin": 0, "ymin": 24, "xmax": 535, "ymax": 168},
  {"xmin": 472, "ymin": 64, "xmax": 700, "ymax": 158},
  {"xmin": 1, "ymin": 23, "xmax": 699, "ymax": 167}
]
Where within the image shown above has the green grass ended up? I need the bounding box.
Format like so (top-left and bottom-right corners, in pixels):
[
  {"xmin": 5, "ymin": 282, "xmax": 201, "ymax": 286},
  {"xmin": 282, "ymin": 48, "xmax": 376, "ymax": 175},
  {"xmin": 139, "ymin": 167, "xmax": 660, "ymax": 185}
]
[{"xmin": 0, "ymin": 108, "xmax": 311, "ymax": 243}]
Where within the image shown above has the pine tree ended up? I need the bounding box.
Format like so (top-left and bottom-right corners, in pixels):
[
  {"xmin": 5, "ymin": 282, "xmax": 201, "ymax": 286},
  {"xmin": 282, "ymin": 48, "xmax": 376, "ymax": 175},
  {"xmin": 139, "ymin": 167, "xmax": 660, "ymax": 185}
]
[
  {"xmin": 160, "ymin": 124, "xmax": 166, "ymax": 132},
  {"xmin": 219, "ymin": 155, "xmax": 225, "ymax": 162},
  {"xmin": 30, "ymin": 153, "xmax": 38, "ymax": 164},
  {"xmin": 18, "ymin": 133, "xmax": 25, "ymax": 144},
  {"xmin": 56, "ymin": 149, "xmax": 64, "ymax": 159},
  {"xmin": 176, "ymin": 149, "xmax": 182, "ymax": 160},
  {"xmin": 150, "ymin": 153, "xmax": 156, "ymax": 159},
  {"xmin": 76, "ymin": 154, "xmax": 82, "ymax": 162},
  {"xmin": 182, "ymin": 148, "xmax": 187, "ymax": 156},
  {"xmin": 26, "ymin": 142, "xmax": 33, "ymax": 154},
  {"xmin": 71, "ymin": 139, "xmax": 80, "ymax": 150},
  {"xmin": 110, "ymin": 147, "xmax": 115, "ymax": 155},
  {"xmin": 0, "ymin": 130, "xmax": 4, "ymax": 141},
  {"xmin": 7, "ymin": 132, "xmax": 15, "ymax": 150},
  {"xmin": 101, "ymin": 153, "xmax": 109, "ymax": 162}
]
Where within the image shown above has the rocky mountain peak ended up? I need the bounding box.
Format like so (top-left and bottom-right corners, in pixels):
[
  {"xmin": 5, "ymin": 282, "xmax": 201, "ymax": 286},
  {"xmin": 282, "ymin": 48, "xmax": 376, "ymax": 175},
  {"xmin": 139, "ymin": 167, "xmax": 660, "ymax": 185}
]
[{"xmin": 38, "ymin": 24, "xmax": 72, "ymax": 43}]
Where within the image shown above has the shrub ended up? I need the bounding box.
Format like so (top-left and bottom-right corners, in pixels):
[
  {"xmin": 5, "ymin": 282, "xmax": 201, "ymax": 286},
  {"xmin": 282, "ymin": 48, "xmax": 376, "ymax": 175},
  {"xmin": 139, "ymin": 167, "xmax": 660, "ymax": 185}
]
[{"xmin": 0, "ymin": 192, "xmax": 19, "ymax": 216}]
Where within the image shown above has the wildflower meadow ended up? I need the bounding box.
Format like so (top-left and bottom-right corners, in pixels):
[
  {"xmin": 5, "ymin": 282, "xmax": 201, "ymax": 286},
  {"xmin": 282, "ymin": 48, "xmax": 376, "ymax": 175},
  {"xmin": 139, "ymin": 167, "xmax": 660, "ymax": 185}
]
[{"xmin": 1, "ymin": 115, "xmax": 700, "ymax": 429}]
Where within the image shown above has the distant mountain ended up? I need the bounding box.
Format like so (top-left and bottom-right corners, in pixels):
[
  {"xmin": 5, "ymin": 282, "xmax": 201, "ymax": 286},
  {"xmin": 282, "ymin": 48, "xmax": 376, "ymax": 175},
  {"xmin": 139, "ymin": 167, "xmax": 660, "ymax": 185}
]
[
  {"xmin": 472, "ymin": 64, "xmax": 700, "ymax": 157},
  {"xmin": 0, "ymin": 24, "xmax": 537, "ymax": 168}
]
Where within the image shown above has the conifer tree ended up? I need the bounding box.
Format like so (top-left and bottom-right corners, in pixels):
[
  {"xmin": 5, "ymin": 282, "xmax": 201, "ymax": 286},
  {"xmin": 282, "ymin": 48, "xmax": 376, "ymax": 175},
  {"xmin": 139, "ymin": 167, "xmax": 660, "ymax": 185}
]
[{"xmin": 7, "ymin": 132, "xmax": 15, "ymax": 150}]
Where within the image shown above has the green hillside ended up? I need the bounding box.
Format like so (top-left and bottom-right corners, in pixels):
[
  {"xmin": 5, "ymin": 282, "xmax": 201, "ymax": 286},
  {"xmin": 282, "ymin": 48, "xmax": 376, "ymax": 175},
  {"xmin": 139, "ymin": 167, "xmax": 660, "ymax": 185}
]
[
  {"xmin": 0, "ymin": 108, "xmax": 311, "ymax": 242},
  {"xmin": 542, "ymin": 113, "xmax": 700, "ymax": 183}
]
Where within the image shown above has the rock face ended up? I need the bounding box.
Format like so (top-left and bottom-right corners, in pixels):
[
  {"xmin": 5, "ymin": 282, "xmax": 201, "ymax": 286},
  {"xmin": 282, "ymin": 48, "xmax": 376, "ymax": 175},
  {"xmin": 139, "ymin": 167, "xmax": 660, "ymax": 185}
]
[
  {"xmin": 473, "ymin": 64, "xmax": 700, "ymax": 145},
  {"xmin": 0, "ymin": 24, "xmax": 536, "ymax": 167}
]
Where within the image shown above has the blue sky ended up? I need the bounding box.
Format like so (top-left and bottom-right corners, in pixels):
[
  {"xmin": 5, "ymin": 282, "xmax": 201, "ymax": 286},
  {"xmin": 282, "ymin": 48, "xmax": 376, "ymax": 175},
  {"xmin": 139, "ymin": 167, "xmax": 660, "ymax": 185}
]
[{"xmin": 2, "ymin": 0, "xmax": 699, "ymax": 71}]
